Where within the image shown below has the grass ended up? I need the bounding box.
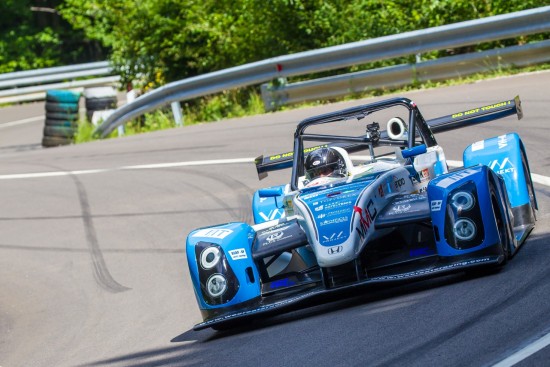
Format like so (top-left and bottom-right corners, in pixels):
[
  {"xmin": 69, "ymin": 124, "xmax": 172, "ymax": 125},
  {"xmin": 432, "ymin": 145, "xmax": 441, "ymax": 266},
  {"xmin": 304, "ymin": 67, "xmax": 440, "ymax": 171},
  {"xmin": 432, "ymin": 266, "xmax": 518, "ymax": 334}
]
[{"xmin": 73, "ymin": 62, "xmax": 550, "ymax": 143}]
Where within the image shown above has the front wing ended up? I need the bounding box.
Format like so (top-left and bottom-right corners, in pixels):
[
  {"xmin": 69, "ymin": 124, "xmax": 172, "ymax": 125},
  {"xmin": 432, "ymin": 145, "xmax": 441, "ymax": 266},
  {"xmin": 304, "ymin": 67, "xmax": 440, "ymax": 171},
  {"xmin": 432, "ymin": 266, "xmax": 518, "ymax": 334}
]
[{"xmin": 194, "ymin": 254, "xmax": 502, "ymax": 330}]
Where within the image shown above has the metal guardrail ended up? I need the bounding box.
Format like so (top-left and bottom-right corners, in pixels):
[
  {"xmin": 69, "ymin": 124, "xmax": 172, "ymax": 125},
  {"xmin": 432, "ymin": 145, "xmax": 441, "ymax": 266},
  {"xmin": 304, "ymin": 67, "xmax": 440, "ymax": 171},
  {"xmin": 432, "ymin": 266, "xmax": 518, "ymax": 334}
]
[
  {"xmin": 94, "ymin": 6, "xmax": 550, "ymax": 138},
  {"xmin": 0, "ymin": 61, "xmax": 116, "ymax": 104},
  {"xmin": 261, "ymin": 40, "xmax": 550, "ymax": 109}
]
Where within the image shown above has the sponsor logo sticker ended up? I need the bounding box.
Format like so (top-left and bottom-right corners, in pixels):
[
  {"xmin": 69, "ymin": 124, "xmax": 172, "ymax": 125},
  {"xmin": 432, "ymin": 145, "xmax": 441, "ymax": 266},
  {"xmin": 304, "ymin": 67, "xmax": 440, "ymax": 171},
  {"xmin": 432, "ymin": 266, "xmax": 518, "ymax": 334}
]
[
  {"xmin": 228, "ymin": 248, "xmax": 248, "ymax": 260},
  {"xmin": 471, "ymin": 140, "xmax": 485, "ymax": 152},
  {"xmin": 193, "ymin": 228, "xmax": 233, "ymax": 239},
  {"xmin": 431, "ymin": 200, "xmax": 442, "ymax": 211}
]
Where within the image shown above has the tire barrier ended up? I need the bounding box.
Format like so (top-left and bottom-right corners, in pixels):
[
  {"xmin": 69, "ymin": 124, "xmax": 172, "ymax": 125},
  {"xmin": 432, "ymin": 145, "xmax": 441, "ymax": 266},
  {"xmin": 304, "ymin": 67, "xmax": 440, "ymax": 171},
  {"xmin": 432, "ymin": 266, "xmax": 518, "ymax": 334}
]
[
  {"xmin": 42, "ymin": 90, "xmax": 80, "ymax": 147},
  {"xmin": 84, "ymin": 87, "xmax": 117, "ymax": 123}
]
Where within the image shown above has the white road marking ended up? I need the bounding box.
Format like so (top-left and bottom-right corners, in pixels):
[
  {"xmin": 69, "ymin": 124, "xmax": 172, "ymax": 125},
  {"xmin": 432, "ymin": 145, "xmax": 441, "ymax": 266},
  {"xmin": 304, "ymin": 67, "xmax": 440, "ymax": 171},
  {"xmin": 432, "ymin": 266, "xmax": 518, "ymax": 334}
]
[
  {"xmin": 0, "ymin": 158, "xmax": 255, "ymax": 180},
  {"xmin": 492, "ymin": 331, "xmax": 550, "ymax": 367},
  {"xmin": 0, "ymin": 157, "xmax": 548, "ymax": 188},
  {"xmin": 0, "ymin": 115, "xmax": 43, "ymax": 129}
]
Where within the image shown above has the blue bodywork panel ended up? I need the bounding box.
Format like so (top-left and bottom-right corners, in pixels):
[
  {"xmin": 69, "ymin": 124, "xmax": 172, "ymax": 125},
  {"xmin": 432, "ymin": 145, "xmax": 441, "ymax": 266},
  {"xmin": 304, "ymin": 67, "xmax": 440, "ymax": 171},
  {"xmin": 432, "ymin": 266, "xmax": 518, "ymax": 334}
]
[
  {"xmin": 186, "ymin": 223, "xmax": 261, "ymax": 311},
  {"xmin": 252, "ymin": 185, "xmax": 286, "ymax": 224},
  {"xmin": 428, "ymin": 166, "xmax": 503, "ymax": 257},
  {"xmin": 464, "ymin": 133, "xmax": 529, "ymax": 209}
]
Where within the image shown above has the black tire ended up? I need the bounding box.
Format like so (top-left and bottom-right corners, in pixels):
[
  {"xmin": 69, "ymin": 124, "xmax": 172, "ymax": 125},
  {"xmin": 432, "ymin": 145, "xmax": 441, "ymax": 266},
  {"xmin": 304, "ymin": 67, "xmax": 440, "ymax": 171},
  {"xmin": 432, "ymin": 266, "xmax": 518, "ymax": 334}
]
[
  {"xmin": 491, "ymin": 187, "xmax": 510, "ymax": 265},
  {"xmin": 46, "ymin": 90, "xmax": 81, "ymax": 104},
  {"xmin": 46, "ymin": 111, "xmax": 79, "ymax": 121},
  {"xmin": 85, "ymin": 97, "xmax": 117, "ymax": 110},
  {"xmin": 521, "ymin": 150, "xmax": 537, "ymax": 221},
  {"xmin": 43, "ymin": 126, "xmax": 76, "ymax": 138},
  {"xmin": 45, "ymin": 102, "xmax": 79, "ymax": 113},
  {"xmin": 42, "ymin": 136, "xmax": 72, "ymax": 147},
  {"xmin": 45, "ymin": 118, "xmax": 78, "ymax": 128}
]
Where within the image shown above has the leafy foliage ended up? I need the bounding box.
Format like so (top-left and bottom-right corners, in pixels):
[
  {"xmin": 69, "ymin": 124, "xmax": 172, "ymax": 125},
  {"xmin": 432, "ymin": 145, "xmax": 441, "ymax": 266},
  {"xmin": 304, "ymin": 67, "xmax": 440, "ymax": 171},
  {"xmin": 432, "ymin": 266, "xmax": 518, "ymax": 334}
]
[
  {"xmin": 0, "ymin": 0, "xmax": 106, "ymax": 73},
  {"xmin": 57, "ymin": 0, "xmax": 549, "ymax": 89}
]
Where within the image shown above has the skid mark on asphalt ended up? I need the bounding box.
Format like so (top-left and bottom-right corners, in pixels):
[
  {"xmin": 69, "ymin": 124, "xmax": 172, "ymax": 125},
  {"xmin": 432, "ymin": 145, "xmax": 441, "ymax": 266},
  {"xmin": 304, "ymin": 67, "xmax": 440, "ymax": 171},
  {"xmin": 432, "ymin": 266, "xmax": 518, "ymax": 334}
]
[
  {"xmin": 70, "ymin": 174, "xmax": 130, "ymax": 293},
  {"xmin": 182, "ymin": 168, "xmax": 254, "ymax": 224}
]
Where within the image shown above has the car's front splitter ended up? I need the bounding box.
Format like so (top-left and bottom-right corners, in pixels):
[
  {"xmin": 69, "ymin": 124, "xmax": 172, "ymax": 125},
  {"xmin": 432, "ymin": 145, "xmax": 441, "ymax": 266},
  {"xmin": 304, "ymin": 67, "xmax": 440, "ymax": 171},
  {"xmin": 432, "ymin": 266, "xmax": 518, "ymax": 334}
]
[{"xmin": 193, "ymin": 254, "xmax": 502, "ymax": 330}]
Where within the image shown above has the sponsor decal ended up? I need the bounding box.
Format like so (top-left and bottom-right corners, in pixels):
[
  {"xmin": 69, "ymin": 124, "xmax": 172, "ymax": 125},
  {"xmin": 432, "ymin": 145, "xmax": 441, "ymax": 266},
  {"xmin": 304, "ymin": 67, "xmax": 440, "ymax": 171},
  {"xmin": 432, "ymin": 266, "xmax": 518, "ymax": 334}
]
[
  {"xmin": 420, "ymin": 168, "xmax": 430, "ymax": 182},
  {"xmin": 498, "ymin": 135, "xmax": 508, "ymax": 149},
  {"xmin": 312, "ymin": 160, "xmax": 321, "ymax": 166},
  {"xmin": 327, "ymin": 245, "xmax": 343, "ymax": 255},
  {"xmin": 266, "ymin": 231, "xmax": 285, "ymax": 243},
  {"xmin": 471, "ymin": 140, "xmax": 485, "ymax": 152},
  {"xmin": 488, "ymin": 157, "xmax": 515, "ymax": 175},
  {"xmin": 431, "ymin": 200, "xmax": 443, "ymax": 211},
  {"xmin": 193, "ymin": 228, "xmax": 233, "ymax": 239},
  {"xmin": 354, "ymin": 200, "xmax": 378, "ymax": 240},
  {"xmin": 228, "ymin": 248, "xmax": 248, "ymax": 260},
  {"xmin": 322, "ymin": 231, "xmax": 346, "ymax": 243},
  {"xmin": 258, "ymin": 208, "xmax": 284, "ymax": 222},
  {"xmin": 437, "ymin": 169, "xmax": 474, "ymax": 188},
  {"xmin": 390, "ymin": 204, "xmax": 411, "ymax": 215},
  {"xmin": 315, "ymin": 205, "xmax": 324, "ymax": 212},
  {"xmin": 317, "ymin": 213, "xmax": 326, "ymax": 219},
  {"xmin": 319, "ymin": 217, "xmax": 349, "ymax": 226},
  {"xmin": 394, "ymin": 177, "xmax": 406, "ymax": 189}
]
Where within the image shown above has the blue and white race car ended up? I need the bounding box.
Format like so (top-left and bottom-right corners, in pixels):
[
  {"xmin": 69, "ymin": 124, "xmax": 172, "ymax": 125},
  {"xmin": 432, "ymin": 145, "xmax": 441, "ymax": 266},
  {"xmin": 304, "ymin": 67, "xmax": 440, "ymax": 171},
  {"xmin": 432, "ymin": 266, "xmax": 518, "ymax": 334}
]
[{"xmin": 186, "ymin": 96, "xmax": 537, "ymax": 330}]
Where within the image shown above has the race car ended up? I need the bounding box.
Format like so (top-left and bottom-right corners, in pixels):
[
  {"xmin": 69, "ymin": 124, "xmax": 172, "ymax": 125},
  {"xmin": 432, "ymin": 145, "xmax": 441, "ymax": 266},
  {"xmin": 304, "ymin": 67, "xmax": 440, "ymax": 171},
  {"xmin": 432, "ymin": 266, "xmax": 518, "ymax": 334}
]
[{"xmin": 186, "ymin": 96, "xmax": 537, "ymax": 330}]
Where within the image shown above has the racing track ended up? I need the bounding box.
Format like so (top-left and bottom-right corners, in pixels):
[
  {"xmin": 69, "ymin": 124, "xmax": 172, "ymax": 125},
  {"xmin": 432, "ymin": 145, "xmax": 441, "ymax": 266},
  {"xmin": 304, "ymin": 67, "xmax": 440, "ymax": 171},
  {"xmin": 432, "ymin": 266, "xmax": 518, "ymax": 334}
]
[{"xmin": 0, "ymin": 72, "xmax": 549, "ymax": 367}]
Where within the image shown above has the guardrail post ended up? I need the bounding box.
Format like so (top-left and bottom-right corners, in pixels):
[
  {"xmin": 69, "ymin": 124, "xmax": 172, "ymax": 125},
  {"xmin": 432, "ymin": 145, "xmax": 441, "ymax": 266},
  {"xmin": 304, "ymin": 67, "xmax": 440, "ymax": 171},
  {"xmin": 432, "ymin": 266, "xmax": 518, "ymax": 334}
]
[{"xmin": 171, "ymin": 101, "xmax": 184, "ymax": 126}]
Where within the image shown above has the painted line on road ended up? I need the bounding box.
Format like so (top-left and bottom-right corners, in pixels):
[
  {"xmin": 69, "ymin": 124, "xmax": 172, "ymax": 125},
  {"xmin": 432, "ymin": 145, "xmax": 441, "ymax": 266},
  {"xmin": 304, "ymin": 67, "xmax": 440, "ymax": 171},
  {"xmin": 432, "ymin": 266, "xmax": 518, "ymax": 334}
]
[
  {"xmin": 0, "ymin": 115, "xmax": 43, "ymax": 129},
  {"xmin": 0, "ymin": 158, "xmax": 255, "ymax": 180},
  {"xmin": 0, "ymin": 158, "xmax": 548, "ymax": 188},
  {"xmin": 492, "ymin": 331, "xmax": 550, "ymax": 367}
]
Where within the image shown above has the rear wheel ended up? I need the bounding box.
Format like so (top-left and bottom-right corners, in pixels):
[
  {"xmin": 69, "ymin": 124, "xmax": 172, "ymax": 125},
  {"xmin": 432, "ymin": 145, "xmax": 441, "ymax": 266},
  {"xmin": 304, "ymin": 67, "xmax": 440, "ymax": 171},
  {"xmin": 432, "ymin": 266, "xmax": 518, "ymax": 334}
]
[
  {"xmin": 491, "ymin": 188, "xmax": 510, "ymax": 265},
  {"xmin": 521, "ymin": 150, "xmax": 537, "ymax": 221}
]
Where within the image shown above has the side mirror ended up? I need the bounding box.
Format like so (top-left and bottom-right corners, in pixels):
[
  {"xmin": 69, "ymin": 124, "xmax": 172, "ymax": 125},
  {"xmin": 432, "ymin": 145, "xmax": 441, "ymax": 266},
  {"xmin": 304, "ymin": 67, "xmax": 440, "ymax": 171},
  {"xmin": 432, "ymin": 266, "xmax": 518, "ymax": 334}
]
[
  {"xmin": 258, "ymin": 186, "xmax": 284, "ymax": 198},
  {"xmin": 401, "ymin": 144, "xmax": 427, "ymax": 159}
]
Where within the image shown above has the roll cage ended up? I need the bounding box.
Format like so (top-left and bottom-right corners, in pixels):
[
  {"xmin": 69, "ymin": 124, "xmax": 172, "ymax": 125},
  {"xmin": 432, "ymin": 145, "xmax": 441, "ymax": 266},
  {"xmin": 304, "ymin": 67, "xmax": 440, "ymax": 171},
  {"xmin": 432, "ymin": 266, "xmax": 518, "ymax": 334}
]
[{"xmin": 290, "ymin": 97, "xmax": 437, "ymax": 191}]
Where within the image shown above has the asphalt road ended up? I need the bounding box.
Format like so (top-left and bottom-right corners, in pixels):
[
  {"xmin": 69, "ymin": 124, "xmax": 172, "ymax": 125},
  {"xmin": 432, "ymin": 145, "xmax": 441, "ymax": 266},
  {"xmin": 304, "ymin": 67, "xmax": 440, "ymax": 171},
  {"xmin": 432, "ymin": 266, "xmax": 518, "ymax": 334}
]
[{"xmin": 0, "ymin": 72, "xmax": 549, "ymax": 367}]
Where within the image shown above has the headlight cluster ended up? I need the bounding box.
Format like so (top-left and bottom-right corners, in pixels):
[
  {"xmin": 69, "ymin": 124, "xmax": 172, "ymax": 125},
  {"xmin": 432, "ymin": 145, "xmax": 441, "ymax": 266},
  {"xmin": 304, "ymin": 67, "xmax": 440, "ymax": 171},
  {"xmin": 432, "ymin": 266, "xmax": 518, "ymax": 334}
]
[
  {"xmin": 195, "ymin": 242, "xmax": 239, "ymax": 305},
  {"xmin": 444, "ymin": 182, "xmax": 484, "ymax": 249}
]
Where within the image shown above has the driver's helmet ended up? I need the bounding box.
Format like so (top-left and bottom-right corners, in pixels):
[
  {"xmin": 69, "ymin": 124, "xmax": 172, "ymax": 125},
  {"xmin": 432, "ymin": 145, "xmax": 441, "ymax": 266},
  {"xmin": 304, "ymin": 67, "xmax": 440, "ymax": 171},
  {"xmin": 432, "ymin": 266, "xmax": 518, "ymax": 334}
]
[{"xmin": 304, "ymin": 147, "xmax": 346, "ymax": 181}]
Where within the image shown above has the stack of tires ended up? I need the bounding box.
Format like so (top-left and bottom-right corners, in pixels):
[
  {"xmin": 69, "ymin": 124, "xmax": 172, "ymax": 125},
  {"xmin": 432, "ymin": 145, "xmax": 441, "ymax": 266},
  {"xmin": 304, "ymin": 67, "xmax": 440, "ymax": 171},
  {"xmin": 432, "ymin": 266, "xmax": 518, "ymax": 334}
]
[
  {"xmin": 84, "ymin": 87, "xmax": 117, "ymax": 124},
  {"xmin": 43, "ymin": 90, "xmax": 81, "ymax": 147}
]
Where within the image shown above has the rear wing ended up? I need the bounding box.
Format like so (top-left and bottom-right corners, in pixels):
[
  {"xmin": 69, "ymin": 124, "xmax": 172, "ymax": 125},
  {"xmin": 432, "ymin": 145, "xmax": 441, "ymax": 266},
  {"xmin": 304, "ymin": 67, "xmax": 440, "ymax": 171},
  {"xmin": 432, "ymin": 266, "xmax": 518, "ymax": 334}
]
[
  {"xmin": 426, "ymin": 96, "xmax": 522, "ymax": 133},
  {"xmin": 255, "ymin": 96, "xmax": 523, "ymax": 179}
]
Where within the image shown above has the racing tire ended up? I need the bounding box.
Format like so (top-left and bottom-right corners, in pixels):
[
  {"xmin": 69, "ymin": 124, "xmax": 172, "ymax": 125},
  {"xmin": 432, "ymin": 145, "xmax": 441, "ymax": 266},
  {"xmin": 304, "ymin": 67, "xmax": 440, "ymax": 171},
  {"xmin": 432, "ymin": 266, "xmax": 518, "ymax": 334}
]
[
  {"xmin": 43, "ymin": 126, "xmax": 76, "ymax": 138},
  {"xmin": 85, "ymin": 97, "xmax": 117, "ymax": 111},
  {"xmin": 490, "ymin": 185, "xmax": 511, "ymax": 266},
  {"xmin": 46, "ymin": 111, "xmax": 79, "ymax": 121},
  {"xmin": 520, "ymin": 150, "xmax": 537, "ymax": 221},
  {"xmin": 45, "ymin": 102, "xmax": 79, "ymax": 113},
  {"xmin": 45, "ymin": 118, "xmax": 78, "ymax": 128},
  {"xmin": 42, "ymin": 136, "xmax": 72, "ymax": 147},
  {"xmin": 46, "ymin": 90, "xmax": 81, "ymax": 104}
]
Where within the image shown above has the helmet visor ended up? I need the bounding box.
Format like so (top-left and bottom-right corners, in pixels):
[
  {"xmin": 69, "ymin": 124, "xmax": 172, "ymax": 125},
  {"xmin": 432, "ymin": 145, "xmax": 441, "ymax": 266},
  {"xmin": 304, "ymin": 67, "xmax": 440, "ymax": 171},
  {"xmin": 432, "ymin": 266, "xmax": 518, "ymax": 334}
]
[{"xmin": 306, "ymin": 162, "xmax": 339, "ymax": 180}]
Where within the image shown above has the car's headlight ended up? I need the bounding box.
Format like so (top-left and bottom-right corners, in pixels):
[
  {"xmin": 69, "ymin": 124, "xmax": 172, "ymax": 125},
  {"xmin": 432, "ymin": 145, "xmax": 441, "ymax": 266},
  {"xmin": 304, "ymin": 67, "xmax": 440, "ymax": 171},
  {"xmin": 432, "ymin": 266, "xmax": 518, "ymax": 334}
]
[
  {"xmin": 450, "ymin": 191, "xmax": 475, "ymax": 212},
  {"xmin": 453, "ymin": 218, "xmax": 477, "ymax": 241},
  {"xmin": 200, "ymin": 246, "xmax": 221, "ymax": 270},
  {"xmin": 206, "ymin": 274, "xmax": 228, "ymax": 297}
]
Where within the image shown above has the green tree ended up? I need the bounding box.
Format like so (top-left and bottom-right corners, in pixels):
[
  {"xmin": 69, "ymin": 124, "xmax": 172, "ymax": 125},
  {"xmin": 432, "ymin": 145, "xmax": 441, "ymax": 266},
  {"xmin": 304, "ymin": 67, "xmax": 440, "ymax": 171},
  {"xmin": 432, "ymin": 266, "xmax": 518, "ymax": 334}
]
[{"xmin": 0, "ymin": 0, "xmax": 106, "ymax": 74}]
